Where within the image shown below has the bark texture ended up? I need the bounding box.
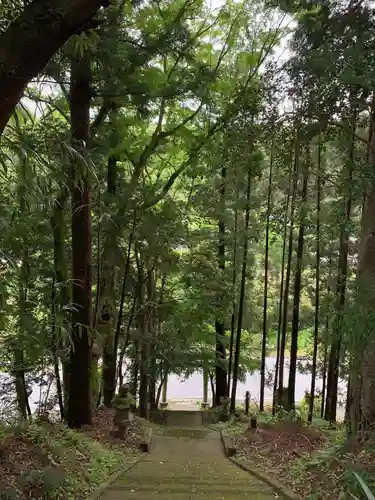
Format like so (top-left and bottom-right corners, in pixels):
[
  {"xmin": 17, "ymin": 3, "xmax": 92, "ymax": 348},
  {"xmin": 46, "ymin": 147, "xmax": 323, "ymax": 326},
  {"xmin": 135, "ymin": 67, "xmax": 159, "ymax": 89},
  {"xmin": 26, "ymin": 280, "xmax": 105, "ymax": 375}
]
[
  {"xmin": 230, "ymin": 167, "xmax": 251, "ymax": 412},
  {"xmin": 288, "ymin": 141, "xmax": 308, "ymax": 409},
  {"xmin": 0, "ymin": 0, "xmax": 107, "ymax": 134},
  {"xmin": 67, "ymin": 53, "xmax": 93, "ymax": 428},
  {"xmin": 215, "ymin": 167, "xmax": 228, "ymax": 405}
]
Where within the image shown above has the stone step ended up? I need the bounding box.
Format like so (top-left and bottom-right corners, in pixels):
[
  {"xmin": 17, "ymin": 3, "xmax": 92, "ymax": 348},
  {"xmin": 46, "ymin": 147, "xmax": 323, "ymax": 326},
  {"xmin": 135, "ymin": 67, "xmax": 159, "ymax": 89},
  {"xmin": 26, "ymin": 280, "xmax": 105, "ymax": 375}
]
[
  {"xmin": 102, "ymin": 488, "xmax": 273, "ymax": 500},
  {"xmin": 109, "ymin": 484, "xmax": 271, "ymax": 493},
  {"xmin": 117, "ymin": 476, "xmax": 266, "ymax": 486},
  {"xmin": 126, "ymin": 463, "xmax": 259, "ymax": 480},
  {"xmin": 165, "ymin": 410, "xmax": 203, "ymax": 426},
  {"xmin": 100, "ymin": 492, "xmax": 191, "ymax": 499}
]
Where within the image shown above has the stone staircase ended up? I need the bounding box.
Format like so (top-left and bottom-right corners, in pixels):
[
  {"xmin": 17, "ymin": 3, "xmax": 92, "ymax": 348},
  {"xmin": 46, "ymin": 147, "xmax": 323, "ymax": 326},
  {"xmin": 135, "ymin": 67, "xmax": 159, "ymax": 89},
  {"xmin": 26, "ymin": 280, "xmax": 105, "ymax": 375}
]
[{"xmin": 100, "ymin": 425, "xmax": 278, "ymax": 499}]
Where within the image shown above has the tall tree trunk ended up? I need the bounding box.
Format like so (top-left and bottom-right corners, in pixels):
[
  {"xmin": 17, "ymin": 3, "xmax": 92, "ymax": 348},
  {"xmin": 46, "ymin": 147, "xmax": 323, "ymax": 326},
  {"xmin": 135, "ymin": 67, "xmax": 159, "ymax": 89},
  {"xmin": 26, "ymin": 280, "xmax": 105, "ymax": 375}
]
[
  {"xmin": 100, "ymin": 151, "xmax": 118, "ymax": 407},
  {"xmin": 67, "ymin": 52, "xmax": 93, "ymax": 428},
  {"xmin": 320, "ymin": 252, "xmax": 332, "ymax": 419},
  {"xmin": 209, "ymin": 371, "xmax": 216, "ymax": 407},
  {"xmin": 51, "ymin": 190, "xmax": 70, "ymax": 411},
  {"xmin": 118, "ymin": 297, "xmax": 136, "ymax": 388},
  {"xmin": 51, "ymin": 278, "xmax": 65, "ymax": 420},
  {"xmin": 228, "ymin": 183, "xmax": 239, "ymax": 397},
  {"xmin": 352, "ymin": 95, "xmax": 375, "ymax": 432},
  {"xmin": 325, "ymin": 110, "xmax": 356, "ymax": 423},
  {"xmin": 215, "ymin": 167, "xmax": 228, "ymax": 405},
  {"xmin": 130, "ymin": 342, "xmax": 140, "ymax": 400},
  {"xmin": 260, "ymin": 143, "xmax": 273, "ymax": 411},
  {"xmin": 147, "ymin": 269, "xmax": 157, "ymax": 410},
  {"xmin": 137, "ymin": 254, "xmax": 148, "ymax": 419},
  {"xmin": 0, "ymin": 0, "xmax": 107, "ymax": 134},
  {"xmin": 14, "ymin": 156, "xmax": 30, "ymax": 419},
  {"xmin": 288, "ymin": 136, "xmax": 308, "ymax": 409},
  {"xmin": 230, "ymin": 167, "xmax": 252, "ymax": 412},
  {"xmin": 278, "ymin": 144, "xmax": 299, "ymax": 396},
  {"xmin": 114, "ymin": 214, "xmax": 136, "ymax": 385},
  {"xmin": 308, "ymin": 141, "xmax": 321, "ymax": 423},
  {"xmin": 155, "ymin": 373, "xmax": 167, "ymax": 408},
  {"xmin": 162, "ymin": 371, "xmax": 168, "ymax": 404},
  {"xmin": 150, "ymin": 273, "xmax": 166, "ymax": 410},
  {"xmin": 273, "ymin": 164, "xmax": 292, "ymax": 414},
  {"xmin": 203, "ymin": 367, "xmax": 209, "ymax": 406}
]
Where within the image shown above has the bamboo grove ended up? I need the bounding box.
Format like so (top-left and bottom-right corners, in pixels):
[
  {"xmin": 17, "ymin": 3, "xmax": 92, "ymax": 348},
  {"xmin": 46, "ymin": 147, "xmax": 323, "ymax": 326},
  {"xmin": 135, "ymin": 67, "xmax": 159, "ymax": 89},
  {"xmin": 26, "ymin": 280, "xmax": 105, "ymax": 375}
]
[{"xmin": 0, "ymin": 0, "xmax": 375, "ymax": 435}]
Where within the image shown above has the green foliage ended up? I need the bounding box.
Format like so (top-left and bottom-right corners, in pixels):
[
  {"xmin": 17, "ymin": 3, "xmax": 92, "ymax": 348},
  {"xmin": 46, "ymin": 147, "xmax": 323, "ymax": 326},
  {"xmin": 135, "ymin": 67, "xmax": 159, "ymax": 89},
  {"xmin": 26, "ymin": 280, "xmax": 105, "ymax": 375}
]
[
  {"xmin": 352, "ymin": 472, "xmax": 375, "ymax": 500},
  {"xmin": 0, "ymin": 422, "xmax": 127, "ymax": 499}
]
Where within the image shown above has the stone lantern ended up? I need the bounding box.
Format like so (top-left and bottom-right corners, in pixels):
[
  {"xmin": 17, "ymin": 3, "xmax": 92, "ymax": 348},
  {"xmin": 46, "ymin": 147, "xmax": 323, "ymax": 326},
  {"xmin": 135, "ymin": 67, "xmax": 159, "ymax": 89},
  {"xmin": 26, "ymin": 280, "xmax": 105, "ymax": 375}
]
[{"xmin": 112, "ymin": 384, "xmax": 136, "ymax": 439}]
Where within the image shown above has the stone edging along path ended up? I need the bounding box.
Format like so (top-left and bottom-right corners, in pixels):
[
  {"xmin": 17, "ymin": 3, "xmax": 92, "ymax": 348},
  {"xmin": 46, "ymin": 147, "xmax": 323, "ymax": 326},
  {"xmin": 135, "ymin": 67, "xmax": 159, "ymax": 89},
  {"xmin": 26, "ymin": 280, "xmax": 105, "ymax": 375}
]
[
  {"xmin": 219, "ymin": 430, "xmax": 300, "ymax": 500},
  {"xmin": 90, "ymin": 428, "xmax": 153, "ymax": 499},
  {"xmin": 89, "ymin": 455, "xmax": 144, "ymax": 500}
]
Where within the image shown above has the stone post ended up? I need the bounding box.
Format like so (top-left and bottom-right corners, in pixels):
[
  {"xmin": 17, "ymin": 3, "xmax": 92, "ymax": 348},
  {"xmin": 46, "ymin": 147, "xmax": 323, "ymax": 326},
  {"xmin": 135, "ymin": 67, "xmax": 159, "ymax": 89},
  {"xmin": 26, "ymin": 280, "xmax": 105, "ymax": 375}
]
[
  {"xmin": 162, "ymin": 374, "xmax": 168, "ymax": 403},
  {"xmin": 245, "ymin": 391, "xmax": 250, "ymax": 415},
  {"xmin": 202, "ymin": 368, "xmax": 209, "ymax": 409}
]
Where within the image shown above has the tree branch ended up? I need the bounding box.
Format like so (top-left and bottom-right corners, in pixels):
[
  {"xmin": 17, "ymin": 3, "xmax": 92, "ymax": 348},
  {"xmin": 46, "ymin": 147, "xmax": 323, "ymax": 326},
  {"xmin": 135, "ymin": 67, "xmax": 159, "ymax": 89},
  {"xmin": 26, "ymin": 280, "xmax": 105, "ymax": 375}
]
[
  {"xmin": 91, "ymin": 102, "xmax": 113, "ymax": 136},
  {"xmin": 0, "ymin": 0, "xmax": 108, "ymax": 135}
]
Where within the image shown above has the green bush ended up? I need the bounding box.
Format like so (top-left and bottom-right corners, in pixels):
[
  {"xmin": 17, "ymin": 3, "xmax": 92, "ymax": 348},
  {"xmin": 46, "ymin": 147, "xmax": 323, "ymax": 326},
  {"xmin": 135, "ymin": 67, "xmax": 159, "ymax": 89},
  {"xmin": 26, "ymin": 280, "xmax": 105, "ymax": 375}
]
[{"xmin": 299, "ymin": 391, "xmax": 323, "ymax": 420}]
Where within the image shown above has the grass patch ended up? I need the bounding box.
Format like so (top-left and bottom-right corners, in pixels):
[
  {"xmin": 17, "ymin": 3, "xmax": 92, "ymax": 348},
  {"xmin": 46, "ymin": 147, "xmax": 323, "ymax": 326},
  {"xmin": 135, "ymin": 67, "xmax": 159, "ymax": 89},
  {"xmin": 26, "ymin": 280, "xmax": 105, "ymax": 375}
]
[{"xmin": 0, "ymin": 420, "xmax": 138, "ymax": 499}]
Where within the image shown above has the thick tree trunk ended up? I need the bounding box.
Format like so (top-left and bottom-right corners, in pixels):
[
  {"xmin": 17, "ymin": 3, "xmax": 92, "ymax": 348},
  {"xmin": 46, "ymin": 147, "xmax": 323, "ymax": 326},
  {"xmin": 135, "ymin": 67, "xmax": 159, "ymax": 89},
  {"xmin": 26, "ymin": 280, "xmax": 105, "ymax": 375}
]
[
  {"xmin": 354, "ymin": 96, "xmax": 375, "ymax": 432},
  {"xmin": 0, "ymin": 0, "xmax": 107, "ymax": 134},
  {"xmin": 162, "ymin": 372, "xmax": 168, "ymax": 404},
  {"xmin": 67, "ymin": 53, "xmax": 93, "ymax": 428},
  {"xmin": 14, "ymin": 158, "xmax": 29, "ymax": 419},
  {"xmin": 215, "ymin": 167, "xmax": 228, "ymax": 405},
  {"xmin": 230, "ymin": 167, "xmax": 252, "ymax": 412},
  {"xmin": 14, "ymin": 349, "xmax": 29, "ymax": 419},
  {"xmin": 288, "ymin": 138, "xmax": 308, "ymax": 409},
  {"xmin": 325, "ymin": 112, "xmax": 355, "ymax": 423},
  {"xmin": 308, "ymin": 142, "xmax": 321, "ymax": 423},
  {"xmin": 260, "ymin": 143, "xmax": 273, "ymax": 411}
]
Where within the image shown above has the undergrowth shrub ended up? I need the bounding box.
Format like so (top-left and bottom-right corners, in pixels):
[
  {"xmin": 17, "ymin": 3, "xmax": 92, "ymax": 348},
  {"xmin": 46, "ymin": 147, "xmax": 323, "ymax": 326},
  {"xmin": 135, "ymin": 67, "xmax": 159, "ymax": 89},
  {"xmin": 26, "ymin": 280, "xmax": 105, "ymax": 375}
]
[{"xmin": 0, "ymin": 421, "xmax": 126, "ymax": 499}]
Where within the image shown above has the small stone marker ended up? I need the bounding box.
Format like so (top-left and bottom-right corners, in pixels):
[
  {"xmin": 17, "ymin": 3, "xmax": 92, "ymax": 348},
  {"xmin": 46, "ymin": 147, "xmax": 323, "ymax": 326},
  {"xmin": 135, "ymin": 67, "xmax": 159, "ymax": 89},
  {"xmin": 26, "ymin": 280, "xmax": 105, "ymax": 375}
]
[
  {"xmin": 112, "ymin": 384, "xmax": 136, "ymax": 439},
  {"xmin": 246, "ymin": 414, "xmax": 257, "ymax": 433},
  {"xmin": 218, "ymin": 396, "xmax": 230, "ymax": 422},
  {"xmin": 245, "ymin": 391, "xmax": 250, "ymax": 415}
]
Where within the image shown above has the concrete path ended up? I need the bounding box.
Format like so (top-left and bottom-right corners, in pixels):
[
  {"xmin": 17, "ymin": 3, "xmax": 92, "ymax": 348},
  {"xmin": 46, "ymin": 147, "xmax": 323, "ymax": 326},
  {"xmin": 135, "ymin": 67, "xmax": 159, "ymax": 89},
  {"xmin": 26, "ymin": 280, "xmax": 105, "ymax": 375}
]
[{"xmin": 100, "ymin": 426, "xmax": 278, "ymax": 499}]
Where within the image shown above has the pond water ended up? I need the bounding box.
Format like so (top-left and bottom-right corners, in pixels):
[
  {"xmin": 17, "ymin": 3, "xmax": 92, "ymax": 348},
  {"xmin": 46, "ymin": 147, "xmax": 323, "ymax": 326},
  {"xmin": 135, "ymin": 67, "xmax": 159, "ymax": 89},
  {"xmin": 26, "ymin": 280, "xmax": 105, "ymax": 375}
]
[
  {"xmin": 0, "ymin": 356, "xmax": 347, "ymax": 418},
  {"xmin": 165, "ymin": 357, "xmax": 347, "ymax": 418}
]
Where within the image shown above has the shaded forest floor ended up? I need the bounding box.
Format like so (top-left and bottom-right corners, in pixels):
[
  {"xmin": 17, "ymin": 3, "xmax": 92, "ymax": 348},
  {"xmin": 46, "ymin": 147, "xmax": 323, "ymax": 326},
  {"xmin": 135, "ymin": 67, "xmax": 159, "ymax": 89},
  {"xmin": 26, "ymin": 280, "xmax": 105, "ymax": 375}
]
[
  {"xmin": 0, "ymin": 409, "xmax": 144, "ymax": 499},
  {"xmin": 230, "ymin": 417, "xmax": 375, "ymax": 499}
]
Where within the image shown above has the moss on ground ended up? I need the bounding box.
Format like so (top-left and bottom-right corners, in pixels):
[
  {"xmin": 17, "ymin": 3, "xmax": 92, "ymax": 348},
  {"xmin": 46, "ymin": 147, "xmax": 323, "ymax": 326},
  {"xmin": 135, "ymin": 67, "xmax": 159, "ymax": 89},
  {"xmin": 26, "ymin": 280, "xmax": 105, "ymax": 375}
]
[{"xmin": 0, "ymin": 421, "xmax": 139, "ymax": 500}]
